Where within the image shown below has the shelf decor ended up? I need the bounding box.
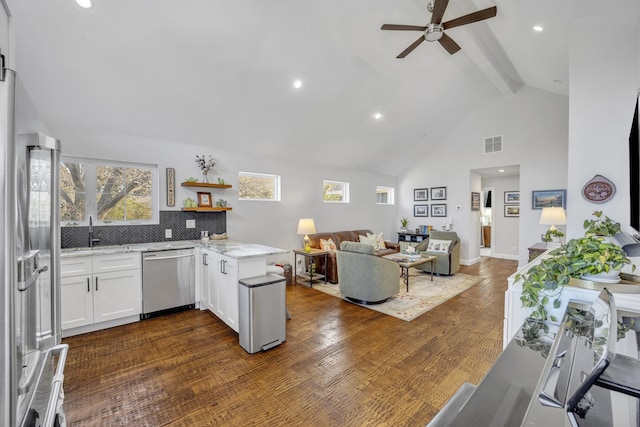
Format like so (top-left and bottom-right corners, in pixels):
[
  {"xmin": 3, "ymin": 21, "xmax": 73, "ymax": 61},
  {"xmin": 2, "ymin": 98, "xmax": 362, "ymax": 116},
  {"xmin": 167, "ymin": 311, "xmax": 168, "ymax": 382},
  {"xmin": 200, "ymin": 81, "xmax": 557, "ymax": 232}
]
[
  {"xmin": 195, "ymin": 154, "xmax": 216, "ymax": 183},
  {"xmin": 197, "ymin": 192, "xmax": 213, "ymax": 208}
]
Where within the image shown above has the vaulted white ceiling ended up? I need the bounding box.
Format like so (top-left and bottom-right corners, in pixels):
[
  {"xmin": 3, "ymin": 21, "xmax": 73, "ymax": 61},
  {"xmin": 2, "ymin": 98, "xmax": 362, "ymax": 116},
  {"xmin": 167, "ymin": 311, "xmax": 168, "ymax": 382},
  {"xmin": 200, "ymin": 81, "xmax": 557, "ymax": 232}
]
[{"xmin": 7, "ymin": 0, "xmax": 640, "ymax": 175}]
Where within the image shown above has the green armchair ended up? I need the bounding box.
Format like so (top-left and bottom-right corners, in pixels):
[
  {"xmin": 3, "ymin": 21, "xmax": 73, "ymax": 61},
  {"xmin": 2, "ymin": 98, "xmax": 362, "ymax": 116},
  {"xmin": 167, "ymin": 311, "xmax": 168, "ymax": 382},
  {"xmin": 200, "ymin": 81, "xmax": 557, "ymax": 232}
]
[
  {"xmin": 337, "ymin": 241, "xmax": 400, "ymax": 304},
  {"xmin": 414, "ymin": 231, "xmax": 460, "ymax": 275}
]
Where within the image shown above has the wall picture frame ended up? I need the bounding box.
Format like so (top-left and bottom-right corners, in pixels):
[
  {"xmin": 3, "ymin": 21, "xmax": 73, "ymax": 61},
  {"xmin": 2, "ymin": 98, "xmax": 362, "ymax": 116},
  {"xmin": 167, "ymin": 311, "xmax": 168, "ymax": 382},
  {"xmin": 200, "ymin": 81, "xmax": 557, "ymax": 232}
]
[
  {"xmin": 414, "ymin": 204, "xmax": 429, "ymax": 217},
  {"xmin": 531, "ymin": 189, "xmax": 566, "ymax": 210},
  {"xmin": 166, "ymin": 167, "xmax": 175, "ymax": 207},
  {"xmin": 431, "ymin": 187, "xmax": 447, "ymax": 201},
  {"xmin": 504, "ymin": 191, "xmax": 519, "ymax": 204},
  {"xmin": 197, "ymin": 192, "xmax": 213, "ymax": 208},
  {"xmin": 471, "ymin": 192, "xmax": 481, "ymax": 211},
  {"xmin": 504, "ymin": 205, "xmax": 520, "ymax": 217},
  {"xmin": 414, "ymin": 188, "xmax": 429, "ymax": 201},
  {"xmin": 431, "ymin": 204, "xmax": 447, "ymax": 217}
]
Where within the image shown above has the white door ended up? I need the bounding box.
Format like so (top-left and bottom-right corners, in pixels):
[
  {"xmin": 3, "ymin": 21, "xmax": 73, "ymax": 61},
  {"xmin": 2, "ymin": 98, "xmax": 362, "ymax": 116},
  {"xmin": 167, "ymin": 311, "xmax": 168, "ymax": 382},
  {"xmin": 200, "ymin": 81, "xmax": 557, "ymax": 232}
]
[{"xmin": 61, "ymin": 274, "xmax": 93, "ymax": 330}]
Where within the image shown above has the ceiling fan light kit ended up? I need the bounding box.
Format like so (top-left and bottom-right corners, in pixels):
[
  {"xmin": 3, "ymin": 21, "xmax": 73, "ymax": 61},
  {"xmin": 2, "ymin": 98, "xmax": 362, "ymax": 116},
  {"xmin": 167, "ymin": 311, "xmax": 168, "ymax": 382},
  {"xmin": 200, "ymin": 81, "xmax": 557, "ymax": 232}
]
[{"xmin": 381, "ymin": 0, "xmax": 497, "ymax": 57}]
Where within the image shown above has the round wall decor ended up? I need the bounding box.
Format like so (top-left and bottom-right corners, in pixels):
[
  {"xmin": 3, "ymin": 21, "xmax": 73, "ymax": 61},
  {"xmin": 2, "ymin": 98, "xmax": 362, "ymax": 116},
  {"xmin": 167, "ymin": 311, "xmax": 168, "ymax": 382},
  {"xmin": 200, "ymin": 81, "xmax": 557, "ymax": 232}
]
[{"xmin": 582, "ymin": 174, "xmax": 616, "ymax": 204}]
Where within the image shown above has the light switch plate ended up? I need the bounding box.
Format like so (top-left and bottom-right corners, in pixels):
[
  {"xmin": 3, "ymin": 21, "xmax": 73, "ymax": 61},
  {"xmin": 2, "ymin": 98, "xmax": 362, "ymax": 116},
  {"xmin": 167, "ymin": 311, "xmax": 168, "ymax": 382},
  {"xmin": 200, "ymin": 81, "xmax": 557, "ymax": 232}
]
[
  {"xmin": 186, "ymin": 219, "xmax": 195, "ymax": 229},
  {"xmin": 165, "ymin": 229, "xmax": 172, "ymax": 238}
]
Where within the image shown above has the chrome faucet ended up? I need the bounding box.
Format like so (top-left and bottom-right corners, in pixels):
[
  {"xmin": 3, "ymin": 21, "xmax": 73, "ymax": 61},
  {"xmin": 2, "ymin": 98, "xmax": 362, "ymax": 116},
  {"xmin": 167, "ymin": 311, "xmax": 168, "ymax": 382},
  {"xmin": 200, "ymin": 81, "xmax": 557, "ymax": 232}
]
[{"xmin": 89, "ymin": 215, "xmax": 101, "ymax": 248}]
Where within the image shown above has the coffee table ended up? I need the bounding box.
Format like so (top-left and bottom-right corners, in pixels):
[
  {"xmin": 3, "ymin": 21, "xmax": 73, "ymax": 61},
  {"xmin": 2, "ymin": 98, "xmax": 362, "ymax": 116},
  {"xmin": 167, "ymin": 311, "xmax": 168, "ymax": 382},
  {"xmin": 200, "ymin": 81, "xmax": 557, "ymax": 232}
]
[{"xmin": 383, "ymin": 254, "xmax": 436, "ymax": 291}]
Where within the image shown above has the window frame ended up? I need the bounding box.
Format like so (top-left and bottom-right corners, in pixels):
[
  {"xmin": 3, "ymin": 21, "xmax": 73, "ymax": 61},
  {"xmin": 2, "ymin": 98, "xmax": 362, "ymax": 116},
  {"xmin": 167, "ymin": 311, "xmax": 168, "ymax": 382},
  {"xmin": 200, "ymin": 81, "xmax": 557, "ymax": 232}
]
[
  {"xmin": 238, "ymin": 171, "xmax": 281, "ymax": 202},
  {"xmin": 323, "ymin": 180, "xmax": 350, "ymax": 203},
  {"xmin": 376, "ymin": 186, "xmax": 395, "ymax": 205},
  {"xmin": 60, "ymin": 155, "xmax": 159, "ymax": 227}
]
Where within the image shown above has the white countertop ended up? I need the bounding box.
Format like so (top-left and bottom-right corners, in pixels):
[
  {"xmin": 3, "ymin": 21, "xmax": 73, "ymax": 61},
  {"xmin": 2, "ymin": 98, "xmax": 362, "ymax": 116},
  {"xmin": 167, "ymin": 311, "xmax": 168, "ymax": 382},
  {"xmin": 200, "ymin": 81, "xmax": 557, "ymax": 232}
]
[{"xmin": 61, "ymin": 239, "xmax": 289, "ymax": 260}]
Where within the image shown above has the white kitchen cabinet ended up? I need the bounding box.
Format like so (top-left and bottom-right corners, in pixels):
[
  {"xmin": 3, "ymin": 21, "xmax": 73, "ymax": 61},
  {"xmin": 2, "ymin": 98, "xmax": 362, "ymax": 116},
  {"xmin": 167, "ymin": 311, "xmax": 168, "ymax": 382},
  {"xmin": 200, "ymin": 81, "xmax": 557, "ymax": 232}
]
[
  {"xmin": 200, "ymin": 249, "xmax": 266, "ymax": 333},
  {"xmin": 61, "ymin": 253, "xmax": 141, "ymax": 336}
]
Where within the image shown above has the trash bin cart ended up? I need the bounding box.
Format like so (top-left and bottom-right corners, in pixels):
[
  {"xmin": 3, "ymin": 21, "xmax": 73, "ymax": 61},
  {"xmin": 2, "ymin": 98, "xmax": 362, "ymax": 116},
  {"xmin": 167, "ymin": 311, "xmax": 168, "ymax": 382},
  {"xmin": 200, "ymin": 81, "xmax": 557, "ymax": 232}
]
[{"xmin": 238, "ymin": 274, "xmax": 286, "ymax": 354}]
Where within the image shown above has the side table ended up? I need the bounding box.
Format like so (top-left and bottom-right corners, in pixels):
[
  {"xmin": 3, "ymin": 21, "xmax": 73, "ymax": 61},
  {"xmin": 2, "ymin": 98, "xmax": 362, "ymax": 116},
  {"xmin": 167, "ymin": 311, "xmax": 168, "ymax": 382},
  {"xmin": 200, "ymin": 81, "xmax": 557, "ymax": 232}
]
[
  {"xmin": 293, "ymin": 249, "xmax": 329, "ymax": 287},
  {"xmin": 527, "ymin": 242, "xmax": 548, "ymax": 262}
]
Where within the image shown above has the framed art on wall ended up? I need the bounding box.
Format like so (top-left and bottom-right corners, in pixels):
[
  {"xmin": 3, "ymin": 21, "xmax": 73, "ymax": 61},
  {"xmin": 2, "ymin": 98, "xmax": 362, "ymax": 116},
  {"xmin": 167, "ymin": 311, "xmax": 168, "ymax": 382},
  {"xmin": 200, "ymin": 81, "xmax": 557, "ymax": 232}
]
[
  {"xmin": 166, "ymin": 167, "xmax": 175, "ymax": 207},
  {"xmin": 431, "ymin": 187, "xmax": 447, "ymax": 200},
  {"xmin": 531, "ymin": 189, "xmax": 566, "ymax": 209},
  {"xmin": 471, "ymin": 192, "xmax": 480, "ymax": 211},
  {"xmin": 504, "ymin": 191, "xmax": 519, "ymax": 204},
  {"xmin": 414, "ymin": 204, "xmax": 428, "ymax": 217},
  {"xmin": 197, "ymin": 192, "xmax": 213, "ymax": 208},
  {"xmin": 414, "ymin": 188, "xmax": 429, "ymax": 201},
  {"xmin": 504, "ymin": 205, "xmax": 520, "ymax": 217},
  {"xmin": 431, "ymin": 204, "xmax": 447, "ymax": 217}
]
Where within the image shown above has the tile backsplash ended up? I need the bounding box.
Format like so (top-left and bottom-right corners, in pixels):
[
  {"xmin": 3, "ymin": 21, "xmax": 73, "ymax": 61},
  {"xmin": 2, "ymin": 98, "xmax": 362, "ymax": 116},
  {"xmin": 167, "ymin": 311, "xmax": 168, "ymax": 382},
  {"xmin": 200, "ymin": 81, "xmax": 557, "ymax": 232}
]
[{"xmin": 61, "ymin": 210, "xmax": 226, "ymax": 248}]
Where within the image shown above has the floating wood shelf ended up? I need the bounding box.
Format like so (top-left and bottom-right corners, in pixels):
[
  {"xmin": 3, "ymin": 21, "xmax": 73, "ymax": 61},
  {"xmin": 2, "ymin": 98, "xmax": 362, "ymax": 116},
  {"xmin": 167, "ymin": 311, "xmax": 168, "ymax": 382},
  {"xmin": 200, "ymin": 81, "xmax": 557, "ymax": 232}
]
[
  {"xmin": 181, "ymin": 182, "xmax": 232, "ymax": 189},
  {"xmin": 181, "ymin": 207, "xmax": 232, "ymax": 212}
]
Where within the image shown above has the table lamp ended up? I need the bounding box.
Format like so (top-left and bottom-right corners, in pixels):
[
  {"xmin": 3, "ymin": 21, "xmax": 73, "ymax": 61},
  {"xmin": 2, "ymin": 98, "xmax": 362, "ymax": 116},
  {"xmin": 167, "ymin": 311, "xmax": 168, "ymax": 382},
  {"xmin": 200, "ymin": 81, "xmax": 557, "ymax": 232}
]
[
  {"xmin": 539, "ymin": 207, "xmax": 567, "ymax": 246},
  {"xmin": 297, "ymin": 218, "xmax": 316, "ymax": 251}
]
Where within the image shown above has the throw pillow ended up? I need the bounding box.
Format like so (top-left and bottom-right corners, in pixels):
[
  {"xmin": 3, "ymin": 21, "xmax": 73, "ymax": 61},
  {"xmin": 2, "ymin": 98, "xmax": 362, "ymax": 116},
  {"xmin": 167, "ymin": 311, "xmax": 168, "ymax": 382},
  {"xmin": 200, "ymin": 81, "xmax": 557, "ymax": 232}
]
[
  {"xmin": 427, "ymin": 239, "xmax": 451, "ymax": 253},
  {"xmin": 358, "ymin": 234, "xmax": 376, "ymax": 247},
  {"xmin": 366, "ymin": 232, "xmax": 386, "ymax": 250},
  {"xmin": 320, "ymin": 238, "xmax": 337, "ymax": 252}
]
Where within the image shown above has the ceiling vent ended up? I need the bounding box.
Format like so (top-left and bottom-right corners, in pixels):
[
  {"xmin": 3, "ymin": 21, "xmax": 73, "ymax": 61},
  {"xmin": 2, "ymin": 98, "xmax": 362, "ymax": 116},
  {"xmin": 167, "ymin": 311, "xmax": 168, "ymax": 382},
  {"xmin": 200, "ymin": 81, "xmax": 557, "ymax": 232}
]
[{"xmin": 484, "ymin": 135, "xmax": 503, "ymax": 154}]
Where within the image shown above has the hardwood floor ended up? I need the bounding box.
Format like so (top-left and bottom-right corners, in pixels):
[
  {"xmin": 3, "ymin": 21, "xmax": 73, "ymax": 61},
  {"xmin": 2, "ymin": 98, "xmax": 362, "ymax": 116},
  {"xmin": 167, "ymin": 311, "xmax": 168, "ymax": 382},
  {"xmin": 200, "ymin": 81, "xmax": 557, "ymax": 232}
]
[{"xmin": 62, "ymin": 257, "xmax": 517, "ymax": 426}]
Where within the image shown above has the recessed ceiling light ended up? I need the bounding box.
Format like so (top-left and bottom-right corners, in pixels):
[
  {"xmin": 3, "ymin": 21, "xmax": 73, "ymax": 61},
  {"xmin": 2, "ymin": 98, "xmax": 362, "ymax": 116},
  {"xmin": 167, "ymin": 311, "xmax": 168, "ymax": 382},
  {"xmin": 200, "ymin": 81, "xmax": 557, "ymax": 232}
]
[
  {"xmin": 76, "ymin": 0, "xmax": 93, "ymax": 9},
  {"xmin": 293, "ymin": 80, "xmax": 302, "ymax": 89},
  {"xmin": 533, "ymin": 25, "xmax": 543, "ymax": 32},
  {"xmin": 373, "ymin": 112, "xmax": 383, "ymax": 120},
  {"xmin": 498, "ymin": 169, "xmax": 505, "ymax": 173}
]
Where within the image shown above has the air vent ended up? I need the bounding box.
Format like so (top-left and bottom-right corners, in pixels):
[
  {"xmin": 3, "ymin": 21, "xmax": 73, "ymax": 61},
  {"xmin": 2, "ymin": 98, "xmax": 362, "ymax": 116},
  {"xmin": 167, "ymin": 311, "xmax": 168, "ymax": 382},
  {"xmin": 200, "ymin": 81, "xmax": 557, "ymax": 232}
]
[{"xmin": 484, "ymin": 135, "xmax": 503, "ymax": 154}]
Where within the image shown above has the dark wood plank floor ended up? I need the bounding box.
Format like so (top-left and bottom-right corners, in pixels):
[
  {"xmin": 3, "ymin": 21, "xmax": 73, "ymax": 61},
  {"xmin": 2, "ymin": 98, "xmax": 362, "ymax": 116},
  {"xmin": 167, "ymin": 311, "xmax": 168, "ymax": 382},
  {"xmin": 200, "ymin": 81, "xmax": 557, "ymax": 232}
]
[{"xmin": 62, "ymin": 256, "xmax": 517, "ymax": 426}]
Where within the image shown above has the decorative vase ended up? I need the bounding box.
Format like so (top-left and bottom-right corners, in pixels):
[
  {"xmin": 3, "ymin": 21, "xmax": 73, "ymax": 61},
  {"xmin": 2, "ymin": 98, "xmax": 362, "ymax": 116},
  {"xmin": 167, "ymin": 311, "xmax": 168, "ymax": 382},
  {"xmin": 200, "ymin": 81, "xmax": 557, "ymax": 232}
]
[{"xmin": 202, "ymin": 172, "xmax": 209, "ymax": 183}]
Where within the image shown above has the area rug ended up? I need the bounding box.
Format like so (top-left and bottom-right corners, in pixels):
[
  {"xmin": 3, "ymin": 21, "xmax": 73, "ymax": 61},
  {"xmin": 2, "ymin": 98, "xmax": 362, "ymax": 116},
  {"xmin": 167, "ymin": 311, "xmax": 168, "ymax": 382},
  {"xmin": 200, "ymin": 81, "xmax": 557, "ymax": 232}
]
[{"xmin": 312, "ymin": 271, "xmax": 484, "ymax": 321}]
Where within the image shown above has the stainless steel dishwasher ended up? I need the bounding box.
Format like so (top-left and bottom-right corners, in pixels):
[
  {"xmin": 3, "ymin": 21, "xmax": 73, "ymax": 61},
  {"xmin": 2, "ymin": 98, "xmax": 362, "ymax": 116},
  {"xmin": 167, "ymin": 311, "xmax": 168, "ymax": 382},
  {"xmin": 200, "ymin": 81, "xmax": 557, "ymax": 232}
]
[{"xmin": 142, "ymin": 248, "xmax": 195, "ymax": 319}]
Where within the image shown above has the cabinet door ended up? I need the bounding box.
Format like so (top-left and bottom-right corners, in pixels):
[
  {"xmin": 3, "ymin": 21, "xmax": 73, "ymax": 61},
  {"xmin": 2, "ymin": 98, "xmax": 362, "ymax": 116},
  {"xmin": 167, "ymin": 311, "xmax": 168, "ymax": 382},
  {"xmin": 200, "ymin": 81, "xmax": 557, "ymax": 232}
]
[
  {"xmin": 222, "ymin": 257, "xmax": 239, "ymax": 332},
  {"xmin": 201, "ymin": 251, "xmax": 215, "ymax": 312},
  {"xmin": 93, "ymin": 270, "xmax": 142, "ymax": 322},
  {"xmin": 61, "ymin": 274, "xmax": 94, "ymax": 330},
  {"xmin": 212, "ymin": 255, "xmax": 226, "ymax": 321}
]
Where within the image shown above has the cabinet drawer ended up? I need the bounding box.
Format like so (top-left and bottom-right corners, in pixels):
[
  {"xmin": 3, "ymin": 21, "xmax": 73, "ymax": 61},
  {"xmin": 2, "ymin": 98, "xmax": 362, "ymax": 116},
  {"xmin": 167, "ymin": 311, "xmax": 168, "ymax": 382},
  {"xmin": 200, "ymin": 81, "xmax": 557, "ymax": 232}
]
[
  {"xmin": 93, "ymin": 253, "xmax": 141, "ymax": 273},
  {"xmin": 61, "ymin": 257, "xmax": 93, "ymax": 278}
]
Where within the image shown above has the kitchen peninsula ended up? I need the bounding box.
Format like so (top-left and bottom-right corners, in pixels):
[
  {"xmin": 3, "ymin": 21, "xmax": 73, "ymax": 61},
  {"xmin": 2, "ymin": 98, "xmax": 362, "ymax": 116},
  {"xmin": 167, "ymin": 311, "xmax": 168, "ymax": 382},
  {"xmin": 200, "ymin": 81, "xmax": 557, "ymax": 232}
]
[{"xmin": 60, "ymin": 239, "xmax": 288, "ymax": 337}]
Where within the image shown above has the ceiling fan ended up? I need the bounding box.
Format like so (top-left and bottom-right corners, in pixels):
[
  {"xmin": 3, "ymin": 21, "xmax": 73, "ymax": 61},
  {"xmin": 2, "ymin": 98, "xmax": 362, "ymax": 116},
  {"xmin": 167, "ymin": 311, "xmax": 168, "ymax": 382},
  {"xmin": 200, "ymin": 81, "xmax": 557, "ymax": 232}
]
[{"xmin": 381, "ymin": 0, "xmax": 497, "ymax": 58}]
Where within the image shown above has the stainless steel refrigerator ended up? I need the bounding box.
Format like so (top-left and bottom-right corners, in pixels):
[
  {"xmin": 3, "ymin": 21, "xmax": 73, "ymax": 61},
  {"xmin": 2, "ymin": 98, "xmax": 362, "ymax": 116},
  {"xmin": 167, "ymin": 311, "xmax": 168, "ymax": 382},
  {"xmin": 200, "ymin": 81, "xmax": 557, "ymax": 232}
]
[{"xmin": 0, "ymin": 58, "xmax": 68, "ymax": 426}]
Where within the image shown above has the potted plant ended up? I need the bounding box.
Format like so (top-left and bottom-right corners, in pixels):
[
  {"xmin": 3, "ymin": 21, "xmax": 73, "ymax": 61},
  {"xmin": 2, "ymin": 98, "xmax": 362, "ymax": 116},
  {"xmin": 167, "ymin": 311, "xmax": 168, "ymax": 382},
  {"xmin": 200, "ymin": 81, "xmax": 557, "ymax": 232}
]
[
  {"xmin": 583, "ymin": 210, "xmax": 621, "ymax": 236},
  {"xmin": 541, "ymin": 228, "xmax": 565, "ymax": 245},
  {"xmin": 400, "ymin": 217, "xmax": 409, "ymax": 232},
  {"xmin": 517, "ymin": 212, "xmax": 634, "ymax": 321}
]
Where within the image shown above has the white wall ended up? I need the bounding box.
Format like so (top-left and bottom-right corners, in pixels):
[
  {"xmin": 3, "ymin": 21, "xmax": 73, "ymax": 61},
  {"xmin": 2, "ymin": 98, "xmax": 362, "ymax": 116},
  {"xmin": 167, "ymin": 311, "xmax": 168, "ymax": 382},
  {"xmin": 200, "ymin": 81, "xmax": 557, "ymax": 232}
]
[
  {"xmin": 398, "ymin": 86, "xmax": 569, "ymax": 266},
  {"xmin": 50, "ymin": 126, "xmax": 398, "ymax": 262},
  {"xmin": 567, "ymin": 24, "xmax": 639, "ymax": 238}
]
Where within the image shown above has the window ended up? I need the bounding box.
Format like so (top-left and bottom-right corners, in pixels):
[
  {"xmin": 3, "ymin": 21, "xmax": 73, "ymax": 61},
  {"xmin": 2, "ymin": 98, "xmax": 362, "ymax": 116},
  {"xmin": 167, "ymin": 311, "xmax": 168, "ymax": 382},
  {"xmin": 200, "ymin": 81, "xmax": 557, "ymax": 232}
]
[
  {"xmin": 376, "ymin": 186, "xmax": 395, "ymax": 205},
  {"xmin": 238, "ymin": 171, "xmax": 281, "ymax": 201},
  {"xmin": 323, "ymin": 180, "xmax": 349, "ymax": 203},
  {"xmin": 60, "ymin": 156, "xmax": 158, "ymax": 225}
]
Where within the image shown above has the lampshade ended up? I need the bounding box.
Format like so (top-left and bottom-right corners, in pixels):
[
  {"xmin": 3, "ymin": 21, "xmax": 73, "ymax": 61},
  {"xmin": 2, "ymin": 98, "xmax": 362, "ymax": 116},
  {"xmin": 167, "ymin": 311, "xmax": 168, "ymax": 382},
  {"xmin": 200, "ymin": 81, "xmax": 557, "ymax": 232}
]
[
  {"xmin": 539, "ymin": 207, "xmax": 567, "ymax": 226},
  {"xmin": 296, "ymin": 218, "xmax": 317, "ymax": 235}
]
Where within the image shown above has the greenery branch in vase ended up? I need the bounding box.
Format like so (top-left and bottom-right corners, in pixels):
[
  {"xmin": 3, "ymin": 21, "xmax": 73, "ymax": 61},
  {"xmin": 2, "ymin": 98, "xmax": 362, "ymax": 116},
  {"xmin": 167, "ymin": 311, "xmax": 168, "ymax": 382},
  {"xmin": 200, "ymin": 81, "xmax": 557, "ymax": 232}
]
[
  {"xmin": 400, "ymin": 217, "xmax": 409, "ymax": 232},
  {"xmin": 517, "ymin": 211, "xmax": 634, "ymax": 322},
  {"xmin": 195, "ymin": 155, "xmax": 216, "ymax": 183}
]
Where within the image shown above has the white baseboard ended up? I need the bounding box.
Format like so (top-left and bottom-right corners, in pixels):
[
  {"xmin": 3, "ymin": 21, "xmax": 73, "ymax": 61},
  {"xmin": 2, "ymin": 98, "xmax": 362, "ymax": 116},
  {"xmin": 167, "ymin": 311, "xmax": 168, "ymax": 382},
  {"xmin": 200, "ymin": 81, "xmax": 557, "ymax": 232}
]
[
  {"xmin": 490, "ymin": 252, "xmax": 519, "ymax": 261},
  {"xmin": 461, "ymin": 257, "xmax": 481, "ymax": 265}
]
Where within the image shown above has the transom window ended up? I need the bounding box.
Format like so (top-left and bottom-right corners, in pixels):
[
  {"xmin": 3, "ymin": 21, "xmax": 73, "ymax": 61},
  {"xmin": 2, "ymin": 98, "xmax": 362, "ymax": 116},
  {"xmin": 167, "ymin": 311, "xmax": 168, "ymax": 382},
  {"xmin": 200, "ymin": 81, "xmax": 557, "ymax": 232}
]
[
  {"xmin": 376, "ymin": 186, "xmax": 395, "ymax": 205},
  {"xmin": 323, "ymin": 180, "xmax": 350, "ymax": 203},
  {"xmin": 238, "ymin": 171, "xmax": 281, "ymax": 201},
  {"xmin": 60, "ymin": 156, "xmax": 158, "ymax": 225}
]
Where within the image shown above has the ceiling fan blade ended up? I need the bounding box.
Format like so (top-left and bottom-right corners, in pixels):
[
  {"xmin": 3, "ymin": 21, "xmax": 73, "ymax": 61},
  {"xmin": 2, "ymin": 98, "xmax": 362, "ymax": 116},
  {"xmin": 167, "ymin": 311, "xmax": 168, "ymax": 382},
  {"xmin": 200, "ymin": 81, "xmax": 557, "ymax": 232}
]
[
  {"xmin": 430, "ymin": 0, "xmax": 450, "ymax": 25},
  {"xmin": 397, "ymin": 36, "xmax": 426, "ymax": 58},
  {"xmin": 381, "ymin": 24, "xmax": 427, "ymax": 31},
  {"xmin": 443, "ymin": 6, "xmax": 497, "ymax": 30},
  {"xmin": 438, "ymin": 33, "xmax": 461, "ymax": 55}
]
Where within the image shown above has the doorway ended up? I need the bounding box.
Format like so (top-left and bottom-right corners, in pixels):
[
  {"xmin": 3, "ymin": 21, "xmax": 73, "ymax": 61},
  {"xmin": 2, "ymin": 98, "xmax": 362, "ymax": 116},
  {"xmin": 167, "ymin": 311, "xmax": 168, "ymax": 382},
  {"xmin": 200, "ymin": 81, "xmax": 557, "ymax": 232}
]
[{"xmin": 471, "ymin": 165, "xmax": 520, "ymax": 259}]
